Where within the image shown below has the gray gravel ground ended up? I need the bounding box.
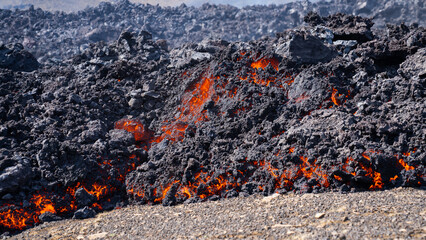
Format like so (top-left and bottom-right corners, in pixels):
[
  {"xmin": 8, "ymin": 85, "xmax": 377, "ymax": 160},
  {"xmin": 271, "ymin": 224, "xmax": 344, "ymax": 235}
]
[{"xmin": 8, "ymin": 188, "xmax": 426, "ymax": 240}]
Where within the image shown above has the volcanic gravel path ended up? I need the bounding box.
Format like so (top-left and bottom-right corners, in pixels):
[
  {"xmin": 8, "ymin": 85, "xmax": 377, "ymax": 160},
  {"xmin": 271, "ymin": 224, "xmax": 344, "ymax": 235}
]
[{"xmin": 8, "ymin": 188, "xmax": 425, "ymax": 240}]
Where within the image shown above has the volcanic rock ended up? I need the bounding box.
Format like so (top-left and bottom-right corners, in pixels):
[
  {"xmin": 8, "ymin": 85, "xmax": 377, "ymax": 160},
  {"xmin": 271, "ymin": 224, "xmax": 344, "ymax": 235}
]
[
  {"xmin": 108, "ymin": 130, "xmax": 134, "ymax": 150},
  {"xmin": 0, "ymin": 0, "xmax": 424, "ymax": 64},
  {"xmin": 0, "ymin": 155, "xmax": 32, "ymax": 195},
  {"xmin": 38, "ymin": 212, "xmax": 62, "ymax": 223},
  {"xmin": 275, "ymin": 31, "xmax": 337, "ymax": 64},
  {"xmin": 74, "ymin": 188, "xmax": 96, "ymax": 209},
  {"xmin": 0, "ymin": 43, "xmax": 38, "ymax": 72},
  {"xmin": 398, "ymin": 47, "xmax": 426, "ymax": 79},
  {"xmin": 305, "ymin": 12, "xmax": 374, "ymax": 42},
  {"xmin": 73, "ymin": 207, "xmax": 96, "ymax": 220},
  {"xmin": 0, "ymin": 9, "xmax": 424, "ymax": 234},
  {"xmin": 333, "ymin": 40, "xmax": 358, "ymax": 54}
]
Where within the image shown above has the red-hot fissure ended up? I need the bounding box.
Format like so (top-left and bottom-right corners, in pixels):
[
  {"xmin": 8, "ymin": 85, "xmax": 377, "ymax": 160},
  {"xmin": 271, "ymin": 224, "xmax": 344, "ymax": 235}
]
[{"xmin": 0, "ymin": 53, "xmax": 422, "ymax": 232}]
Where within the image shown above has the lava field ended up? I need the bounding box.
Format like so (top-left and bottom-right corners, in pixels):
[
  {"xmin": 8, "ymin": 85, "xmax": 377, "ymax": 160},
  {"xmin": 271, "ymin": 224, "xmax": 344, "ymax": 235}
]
[
  {"xmin": 0, "ymin": 7, "xmax": 425, "ymax": 235},
  {"xmin": 0, "ymin": 0, "xmax": 424, "ymax": 64}
]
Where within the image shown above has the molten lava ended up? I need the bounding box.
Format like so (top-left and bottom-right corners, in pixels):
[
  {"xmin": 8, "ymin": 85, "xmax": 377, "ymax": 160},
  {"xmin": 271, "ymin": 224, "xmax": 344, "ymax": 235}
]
[
  {"xmin": 31, "ymin": 194, "xmax": 56, "ymax": 215},
  {"xmin": 251, "ymin": 57, "xmax": 279, "ymax": 71},
  {"xmin": 128, "ymin": 147, "xmax": 417, "ymax": 204},
  {"xmin": 0, "ymin": 208, "xmax": 35, "ymax": 231},
  {"xmin": 0, "ymin": 53, "xmax": 423, "ymax": 234},
  {"xmin": 115, "ymin": 119, "xmax": 153, "ymax": 142},
  {"xmin": 157, "ymin": 75, "xmax": 216, "ymax": 142},
  {"xmin": 0, "ymin": 151, "xmax": 138, "ymax": 232},
  {"xmin": 397, "ymin": 149, "xmax": 417, "ymax": 171},
  {"xmin": 331, "ymin": 87, "xmax": 340, "ymax": 106}
]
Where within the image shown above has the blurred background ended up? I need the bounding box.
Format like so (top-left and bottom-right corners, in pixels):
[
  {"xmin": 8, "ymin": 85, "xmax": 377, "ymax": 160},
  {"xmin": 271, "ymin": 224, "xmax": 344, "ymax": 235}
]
[{"xmin": 0, "ymin": 0, "xmax": 321, "ymax": 12}]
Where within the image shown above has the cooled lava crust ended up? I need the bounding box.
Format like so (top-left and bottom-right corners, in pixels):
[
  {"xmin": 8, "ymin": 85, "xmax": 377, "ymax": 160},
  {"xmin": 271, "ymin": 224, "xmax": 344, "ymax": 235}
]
[
  {"xmin": 0, "ymin": 12, "xmax": 425, "ymax": 233},
  {"xmin": 0, "ymin": 0, "xmax": 425, "ymax": 64}
]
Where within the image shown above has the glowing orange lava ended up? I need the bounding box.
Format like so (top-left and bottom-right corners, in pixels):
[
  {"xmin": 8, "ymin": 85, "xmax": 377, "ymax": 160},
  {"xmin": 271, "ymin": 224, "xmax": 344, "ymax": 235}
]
[
  {"xmin": 251, "ymin": 57, "xmax": 279, "ymax": 71},
  {"xmin": 399, "ymin": 159, "xmax": 415, "ymax": 171},
  {"xmin": 31, "ymin": 194, "xmax": 56, "ymax": 215},
  {"xmin": 158, "ymin": 75, "xmax": 216, "ymax": 142},
  {"xmin": 0, "ymin": 208, "xmax": 36, "ymax": 230},
  {"xmin": 2, "ymin": 60, "xmax": 423, "ymax": 233},
  {"xmin": 115, "ymin": 119, "xmax": 152, "ymax": 142},
  {"xmin": 331, "ymin": 87, "xmax": 340, "ymax": 106}
]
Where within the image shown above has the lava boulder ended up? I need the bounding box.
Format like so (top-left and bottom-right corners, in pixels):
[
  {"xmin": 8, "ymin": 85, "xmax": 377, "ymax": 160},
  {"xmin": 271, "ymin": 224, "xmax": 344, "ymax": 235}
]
[
  {"xmin": 73, "ymin": 206, "xmax": 96, "ymax": 219},
  {"xmin": 275, "ymin": 31, "xmax": 337, "ymax": 64},
  {"xmin": 0, "ymin": 43, "xmax": 39, "ymax": 72}
]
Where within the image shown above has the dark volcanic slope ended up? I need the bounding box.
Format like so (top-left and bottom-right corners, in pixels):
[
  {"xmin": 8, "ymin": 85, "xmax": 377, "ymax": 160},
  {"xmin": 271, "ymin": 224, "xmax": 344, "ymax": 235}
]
[
  {"xmin": 0, "ymin": 0, "xmax": 425, "ymax": 64},
  {"xmin": 0, "ymin": 13, "xmax": 425, "ymax": 234}
]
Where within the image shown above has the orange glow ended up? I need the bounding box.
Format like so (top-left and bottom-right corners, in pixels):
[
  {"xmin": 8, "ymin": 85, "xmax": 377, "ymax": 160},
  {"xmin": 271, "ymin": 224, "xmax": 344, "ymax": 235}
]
[
  {"xmin": 398, "ymin": 158, "xmax": 415, "ymax": 171},
  {"xmin": 331, "ymin": 87, "xmax": 340, "ymax": 106},
  {"xmin": 390, "ymin": 175, "xmax": 398, "ymax": 181},
  {"xmin": 154, "ymin": 180, "xmax": 180, "ymax": 203},
  {"xmin": 179, "ymin": 186, "xmax": 192, "ymax": 199},
  {"xmin": 115, "ymin": 119, "xmax": 152, "ymax": 142},
  {"xmin": 0, "ymin": 193, "xmax": 61, "ymax": 230},
  {"xmin": 91, "ymin": 203, "xmax": 102, "ymax": 210},
  {"xmin": 65, "ymin": 182, "xmax": 112, "ymax": 202},
  {"xmin": 127, "ymin": 187, "xmax": 145, "ymax": 199},
  {"xmin": 129, "ymin": 170, "xmax": 241, "ymax": 202},
  {"xmin": 402, "ymin": 148, "xmax": 416, "ymax": 157},
  {"xmin": 334, "ymin": 175, "xmax": 343, "ymax": 181},
  {"xmin": 158, "ymin": 75, "xmax": 216, "ymax": 143},
  {"xmin": 228, "ymin": 87, "xmax": 238, "ymax": 98},
  {"xmin": 0, "ymin": 208, "xmax": 36, "ymax": 230},
  {"xmin": 397, "ymin": 149, "xmax": 417, "ymax": 171},
  {"xmin": 4, "ymin": 59, "xmax": 421, "ymax": 233},
  {"xmin": 355, "ymin": 151, "xmax": 385, "ymax": 189},
  {"xmin": 272, "ymin": 130, "xmax": 285, "ymax": 138},
  {"xmin": 266, "ymin": 162, "xmax": 279, "ymax": 178},
  {"xmin": 239, "ymin": 60, "xmax": 293, "ymax": 89},
  {"xmin": 370, "ymin": 172, "xmax": 384, "ymax": 189},
  {"xmin": 86, "ymin": 183, "xmax": 109, "ymax": 200},
  {"xmin": 362, "ymin": 153, "xmax": 371, "ymax": 160},
  {"xmin": 251, "ymin": 57, "xmax": 279, "ymax": 71},
  {"xmin": 31, "ymin": 194, "xmax": 56, "ymax": 215}
]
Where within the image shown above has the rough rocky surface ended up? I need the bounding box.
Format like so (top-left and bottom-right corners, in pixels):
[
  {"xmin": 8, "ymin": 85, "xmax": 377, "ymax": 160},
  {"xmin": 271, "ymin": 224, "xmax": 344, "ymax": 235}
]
[
  {"xmin": 0, "ymin": 0, "xmax": 425, "ymax": 64},
  {"xmin": 0, "ymin": 43, "xmax": 38, "ymax": 72},
  {"xmin": 0, "ymin": 9, "xmax": 424, "ymax": 235},
  {"xmin": 8, "ymin": 188, "xmax": 426, "ymax": 239}
]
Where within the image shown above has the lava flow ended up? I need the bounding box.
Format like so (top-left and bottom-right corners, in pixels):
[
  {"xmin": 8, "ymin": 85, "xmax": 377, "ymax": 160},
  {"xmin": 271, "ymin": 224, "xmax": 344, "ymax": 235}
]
[
  {"xmin": 250, "ymin": 57, "xmax": 279, "ymax": 71},
  {"xmin": 121, "ymin": 60, "xmax": 423, "ymax": 204},
  {"xmin": 0, "ymin": 11, "xmax": 425, "ymax": 234},
  {"xmin": 0, "ymin": 150, "xmax": 140, "ymax": 232},
  {"xmin": 126, "ymin": 145, "xmax": 422, "ymax": 205},
  {"xmin": 158, "ymin": 74, "xmax": 216, "ymax": 142}
]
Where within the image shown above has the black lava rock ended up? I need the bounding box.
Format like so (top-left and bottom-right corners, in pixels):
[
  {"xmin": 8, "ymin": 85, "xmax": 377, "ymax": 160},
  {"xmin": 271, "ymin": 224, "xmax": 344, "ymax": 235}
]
[
  {"xmin": 0, "ymin": 0, "xmax": 424, "ymax": 64},
  {"xmin": 0, "ymin": 6, "xmax": 424, "ymax": 234},
  {"xmin": 38, "ymin": 212, "xmax": 62, "ymax": 223},
  {"xmin": 0, "ymin": 43, "xmax": 38, "ymax": 71},
  {"xmin": 73, "ymin": 207, "xmax": 96, "ymax": 219},
  {"xmin": 75, "ymin": 188, "xmax": 96, "ymax": 209}
]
